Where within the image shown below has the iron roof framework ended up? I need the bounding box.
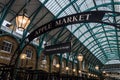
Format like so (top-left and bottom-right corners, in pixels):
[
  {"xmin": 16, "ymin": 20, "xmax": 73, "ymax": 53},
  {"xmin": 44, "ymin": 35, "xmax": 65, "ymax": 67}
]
[{"xmin": 0, "ymin": 0, "xmax": 120, "ymax": 66}]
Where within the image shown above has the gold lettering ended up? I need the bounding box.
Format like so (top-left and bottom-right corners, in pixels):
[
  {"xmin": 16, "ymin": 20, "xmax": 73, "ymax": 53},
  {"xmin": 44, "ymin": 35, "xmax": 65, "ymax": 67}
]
[
  {"xmin": 47, "ymin": 23, "xmax": 52, "ymax": 29},
  {"xmin": 85, "ymin": 14, "xmax": 91, "ymax": 20},
  {"xmin": 55, "ymin": 20, "xmax": 62, "ymax": 26},
  {"xmin": 72, "ymin": 16, "xmax": 78, "ymax": 22},
  {"xmin": 67, "ymin": 17, "xmax": 72, "ymax": 23},
  {"xmin": 35, "ymin": 31, "xmax": 39, "ymax": 36},
  {"xmin": 79, "ymin": 14, "xmax": 91, "ymax": 21},
  {"xmin": 63, "ymin": 18, "xmax": 67, "ymax": 23},
  {"xmin": 79, "ymin": 15, "xmax": 85, "ymax": 21}
]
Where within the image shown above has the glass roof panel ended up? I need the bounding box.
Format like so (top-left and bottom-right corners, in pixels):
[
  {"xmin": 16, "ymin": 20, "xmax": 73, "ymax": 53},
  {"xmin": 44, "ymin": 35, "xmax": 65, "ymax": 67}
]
[
  {"xmin": 39, "ymin": 0, "xmax": 120, "ymax": 64},
  {"xmin": 106, "ymin": 60, "xmax": 120, "ymax": 64}
]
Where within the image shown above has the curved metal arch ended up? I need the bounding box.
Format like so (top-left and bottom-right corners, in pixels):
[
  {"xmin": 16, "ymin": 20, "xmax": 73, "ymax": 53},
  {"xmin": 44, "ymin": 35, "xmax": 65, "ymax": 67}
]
[
  {"xmin": 95, "ymin": 53, "xmax": 105, "ymax": 60},
  {"xmin": 84, "ymin": 50, "xmax": 103, "ymax": 65},
  {"xmin": 87, "ymin": 44, "xmax": 118, "ymax": 59},
  {"xmin": 86, "ymin": 2, "xmax": 120, "ymax": 11},
  {"xmin": 72, "ymin": 24, "xmax": 106, "ymax": 48},
  {"xmin": 84, "ymin": 1, "xmax": 120, "ymax": 63},
  {"xmin": 56, "ymin": 1, "xmax": 120, "ymax": 18},
  {"xmin": 75, "ymin": 26, "xmax": 117, "ymax": 45},
  {"xmin": 75, "ymin": 41, "xmax": 115, "ymax": 65},
  {"xmin": 53, "ymin": 0, "xmax": 120, "ymax": 57},
  {"xmin": 72, "ymin": 2, "xmax": 120, "ymax": 34},
  {"xmin": 71, "ymin": 28, "xmax": 115, "ymax": 56},
  {"xmin": 86, "ymin": 50, "xmax": 106, "ymax": 60},
  {"xmin": 92, "ymin": 49, "xmax": 117, "ymax": 60},
  {"xmin": 95, "ymin": 47, "xmax": 117, "ymax": 57},
  {"xmin": 82, "ymin": 30, "xmax": 120, "ymax": 47},
  {"xmin": 86, "ymin": 36, "xmax": 118, "ymax": 49},
  {"xmin": 71, "ymin": 4, "xmax": 120, "ymax": 60},
  {"xmin": 102, "ymin": 45, "xmax": 118, "ymax": 49},
  {"xmin": 92, "ymin": 56, "xmax": 105, "ymax": 66},
  {"xmin": 86, "ymin": 38, "xmax": 119, "ymax": 52},
  {"xmin": 84, "ymin": 39, "xmax": 117, "ymax": 54},
  {"xmin": 81, "ymin": 46, "xmax": 102, "ymax": 64},
  {"xmin": 56, "ymin": 0, "xmax": 78, "ymax": 17},
  {"xmin": 41, "ymin": 0, "xmax": 120, "ymax": 65},
  {"xmin": 90, "ymin": 41, "xmax": 118, "ymax": 54},
  {"xmin": 89, "ymin": 54, "xmax": 103, "ymax": 65},
  {"xmin": 97, "ymin": 56, "xmax": 107, "ymax": 64},
  {"xmin": 103, "ymin": 50, "xmax": 118, "ymax": 54}
]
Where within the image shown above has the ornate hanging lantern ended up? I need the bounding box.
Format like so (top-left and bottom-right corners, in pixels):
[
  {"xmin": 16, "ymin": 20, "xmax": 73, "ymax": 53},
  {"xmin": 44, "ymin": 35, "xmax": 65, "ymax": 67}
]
[
  {"xmin": 16, "ymin": 9, "xmax": 30, "ymax": 31},
  {"xmin": 77, "ymin": 54, "xmax": 83, "ymax": 61}
]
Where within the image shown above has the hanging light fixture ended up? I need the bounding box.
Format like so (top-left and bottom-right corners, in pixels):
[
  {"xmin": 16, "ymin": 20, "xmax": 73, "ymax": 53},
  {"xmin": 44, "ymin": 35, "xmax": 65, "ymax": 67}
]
[
  {"xmin": 77, "ymin": 54, "xmax": 83, "ymax": 61},
  {"xmin": 73, "ymin": 69, "xmax": 76, "ymax": 72},
  {"xmin": 102, "ymin": 71, "xmax": 106, "ymax": 74},
  {"xmin": 78, "ymin": 70, "xmax": 81, "ymax": 73},
  {"xmin": 95, "ymin": 65, "xmax": 99, "ymax": 70},
  {"xmin": 16, "ymin": 3, "xmax": 30, "ymax": 31}
]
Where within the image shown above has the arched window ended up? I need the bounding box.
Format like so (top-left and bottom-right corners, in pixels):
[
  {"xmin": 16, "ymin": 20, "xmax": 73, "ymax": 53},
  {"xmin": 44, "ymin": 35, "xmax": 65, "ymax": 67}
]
[
  {"xmin": 26, "ymin": 49, "xmax": 33, "ymax": 59},
  {"xmin": 53, "ymin": 58, "xmax": 56, "ymax": 66},
  {"xmin": 1, "ymin": 40, "xmax": 12, "ymax": 53}
]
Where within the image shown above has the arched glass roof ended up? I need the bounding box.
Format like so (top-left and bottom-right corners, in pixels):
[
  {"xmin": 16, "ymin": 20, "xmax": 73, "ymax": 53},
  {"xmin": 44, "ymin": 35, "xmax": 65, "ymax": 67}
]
[
  {"xmin": 0, "ymin": 0, "xmax": 120, "ymax": 65},
  {"xmin": 39, "ymin": 0, "xmax": 120, "ymax": 64}
]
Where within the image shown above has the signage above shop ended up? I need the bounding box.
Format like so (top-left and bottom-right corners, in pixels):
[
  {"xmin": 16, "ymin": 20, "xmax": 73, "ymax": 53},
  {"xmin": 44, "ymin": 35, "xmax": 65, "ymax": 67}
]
[{"xmin": 44, "ymin": 42, "xmax": 71, "ymax": 55}]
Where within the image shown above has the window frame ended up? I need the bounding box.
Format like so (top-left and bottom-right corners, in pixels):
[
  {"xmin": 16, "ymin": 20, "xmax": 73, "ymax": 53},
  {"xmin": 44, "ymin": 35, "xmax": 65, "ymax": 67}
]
[
  {"xmin": 26, "ymin": 49, "xmax": 33, "ymax": 59},
  {"xmin": 0, "ymin": 40, "xmax": 13, "ymax": 53}
]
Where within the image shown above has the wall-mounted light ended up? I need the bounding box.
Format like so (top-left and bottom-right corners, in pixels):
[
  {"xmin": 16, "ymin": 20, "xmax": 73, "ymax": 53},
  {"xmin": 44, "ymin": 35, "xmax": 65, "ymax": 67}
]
[
  {"xmin": 78, "ymin": 70, "xmax": 81, "ymax": 73},
  {"xmin": 66, "ymin": 66, "xmax": 69, "ymax": 70},
  {"xmin": 20, "ymin": 53, "xmax": 27, "ymax": 59},
  {"xmin": 56, "ymin": 63, "xmax": 60, "ymax": 68},
  {"xmin": 16, "ymin": 9, "xmax": 30, "ymax": 31}
]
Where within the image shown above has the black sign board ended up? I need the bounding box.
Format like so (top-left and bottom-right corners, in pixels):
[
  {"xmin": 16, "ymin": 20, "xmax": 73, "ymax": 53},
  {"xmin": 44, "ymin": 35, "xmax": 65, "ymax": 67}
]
[
  {"xmin": 44, "ymin": 42, "xmax": 71, "ymax": 55},
  {"xmin": 27, "ymin": 11, "xmax": 106, "ymax": 41}
]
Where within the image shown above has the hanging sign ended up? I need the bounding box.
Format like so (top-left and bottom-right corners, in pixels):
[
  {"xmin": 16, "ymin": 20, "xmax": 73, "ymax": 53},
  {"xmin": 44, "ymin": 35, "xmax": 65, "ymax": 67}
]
[
  {"xmin": 27, "ymin": 11, "xmax": 106, "ymax": 41},
  {"xmin": 28, "ymin": 11, "xmax": 120, "ymax": 42},
  {"xmin": 44, "ymin": 42, "xmax": 71, "ymax": 55}
]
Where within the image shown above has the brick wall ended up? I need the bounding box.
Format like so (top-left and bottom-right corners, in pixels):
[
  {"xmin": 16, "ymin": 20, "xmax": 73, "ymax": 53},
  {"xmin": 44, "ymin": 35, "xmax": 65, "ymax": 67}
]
[{"xmin": 0, "ymin": 35, "xmax": 18, "ymax": 65}]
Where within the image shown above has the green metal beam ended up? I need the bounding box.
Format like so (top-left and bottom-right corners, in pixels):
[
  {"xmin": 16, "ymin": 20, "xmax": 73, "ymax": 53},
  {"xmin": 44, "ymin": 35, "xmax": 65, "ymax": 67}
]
[
  {"xmin": 72, "ymin": 2, "xmax": 120, "ymax": 46},
  {"xmin": 10, "ymin": 0, "xmax": 49, "ymax": 67},
  {"xmin": 92, "ymin": 44, "xmax": 119, "ymax": 57},
  {"xmin": 23, "ymin": 0, "xmax": 49, "ymax": 38},
  {"xmin": 10, "ymin": 0, "xmax": 32, "ymax": 22},
  {"xmin": 54, "ymin": 0, "xmax": 120, "ymax": 65},
  {"xmin": 0, "ymin": 0, "xmax": 16, "ymax": 28},
  {"xmin": 66, "ymin": 1, "xmax": 102, "ymax": 65},
  {"xmin": 85, "ymin": 23, "xmax": 108, "ymax": 61},
  {"xmin": 86, "ymin": 37, "xmax": 119, "ymax": 53},
  {"xmin": 31, "ymin": 11, "xmax": 50, "ymax": 30},
  {"xmin": 86, "ymin": 2, "xmax": 120, "ymax": 11},
  {"xmin": 83, "ymin": 30, "xmax": 119, "ymax": 47},
  {"xmin": 56, "ymin": 0, "xmax": 78, "ymax": 17},
  {"xmin": 35, "ymin": 34, "xmax": 46, "ymax": 69}
]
